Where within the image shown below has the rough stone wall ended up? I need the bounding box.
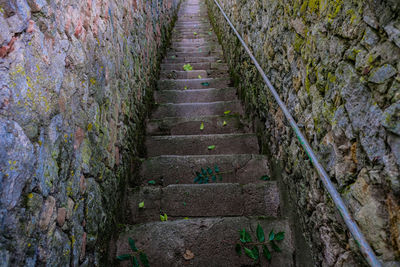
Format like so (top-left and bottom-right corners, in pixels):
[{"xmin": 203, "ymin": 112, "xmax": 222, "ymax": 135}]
[
  {"xmin": 207, "ymin": 0, "xmax": 400, "ymax": 265},
  {"xmin": 0, "ymin": 0, "xmax": 179, "ymax": 265}
]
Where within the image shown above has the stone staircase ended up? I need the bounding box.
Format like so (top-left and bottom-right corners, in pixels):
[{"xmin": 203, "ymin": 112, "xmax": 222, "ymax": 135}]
[{"xmin": 114, "ymin": 0, "xmax": 294, "ymax": 266}]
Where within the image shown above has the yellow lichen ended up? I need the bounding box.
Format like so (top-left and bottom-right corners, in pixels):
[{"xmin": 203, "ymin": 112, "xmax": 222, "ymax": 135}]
[
  {"xmin": 308, "ymin": 0, "xmax": 319, "ymax": 13},
  {"xmin": 327, "ymin": 72, "xmax": 336, "ymax": 83},
  {"xmin": 10, "ymin": 64, "xmax": 51, "ymax": 113},
  {"xmin": 300, "ymin": 0, "xmax": 308, "ymax": 14}
]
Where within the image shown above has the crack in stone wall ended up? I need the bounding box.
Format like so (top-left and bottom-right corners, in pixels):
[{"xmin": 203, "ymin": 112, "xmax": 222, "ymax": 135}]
[{"xmin": 0, "ymin": 0, "xmax": 180, "ymax": 265}]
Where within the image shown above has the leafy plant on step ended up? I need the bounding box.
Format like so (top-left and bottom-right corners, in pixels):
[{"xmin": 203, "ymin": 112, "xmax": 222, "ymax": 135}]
[
  {"xmin": 160, "ymin": 213, "xmax": 168, "ymax": 222},
  {"xmin": 117, "ymin": 237, "xmax": 149, "ymax": 267},
  {"xmin": 193, "ymin": 165, "xmax": 222, "ymax": 184},
  {"xmin": 236, "ymin": 225, "xmax": 285, "ymax": 263},
  {"xmin": 183, "ymin": 64, "xmax": 193, "ymax": 71}
]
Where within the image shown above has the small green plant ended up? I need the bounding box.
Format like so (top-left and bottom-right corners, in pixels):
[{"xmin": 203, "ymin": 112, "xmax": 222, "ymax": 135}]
[
  {"xmin": 260, "ymin": 175, "xmax": 270, "ymax": 181},
  {"xmin": 194, "ymin": 165, "xmax": 222, "ymax": 184},
  {"xmin": 236, "ymin": 225, "xmax": 285, "ymax": 263},
  {"xmin": 117, "ymin": 237, "xmax": 149, "ymax": 267},
  {"xmin": 160, "ymin": 213, "xmax": 168, "ymax": 222},
  {"xmin": 183, "ymin": 64, "xmax": 193, "ymax": 71}
]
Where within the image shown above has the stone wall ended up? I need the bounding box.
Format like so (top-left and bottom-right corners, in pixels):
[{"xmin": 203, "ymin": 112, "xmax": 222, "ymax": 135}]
[
  {"xmin": 0, "ymin": 0, "xmax": 179, "ymax": 265},
  {"xmin": 207, "ymin": 0, "xmax": 400, "ymax": 265}
]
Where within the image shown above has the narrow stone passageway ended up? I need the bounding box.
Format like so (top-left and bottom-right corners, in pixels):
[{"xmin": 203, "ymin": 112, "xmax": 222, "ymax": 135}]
[{"xmin": 114, "ymin": 0, "xmax": 295, "ymax": 265}]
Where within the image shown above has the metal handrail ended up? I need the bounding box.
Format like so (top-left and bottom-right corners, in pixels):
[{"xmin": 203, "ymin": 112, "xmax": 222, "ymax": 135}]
[{"xmin": 211, "ymin": 1, "xmax": 381, "ymax": 266}]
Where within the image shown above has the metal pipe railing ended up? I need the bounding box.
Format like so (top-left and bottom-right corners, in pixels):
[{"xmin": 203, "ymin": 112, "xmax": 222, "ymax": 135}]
[{"xmin": 211, "ymin": 1, "xmax": 382, "ymax": 266}]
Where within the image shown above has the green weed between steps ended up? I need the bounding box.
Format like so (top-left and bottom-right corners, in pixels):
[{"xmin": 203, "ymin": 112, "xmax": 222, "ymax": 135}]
[
  {"xmin": 117, "ymin": 237, "xmax": 149, "ymax": 267},
  {"xmin": 236, "ymin": 224, "xmax": 285, "ymax": 263},
  {"xmin": 193, "ymin": 165, "xmax": 222, "ymax": 184},
  {"xmin": 183, "ymin": 64, "xmax": 193, "ymax": 71}
]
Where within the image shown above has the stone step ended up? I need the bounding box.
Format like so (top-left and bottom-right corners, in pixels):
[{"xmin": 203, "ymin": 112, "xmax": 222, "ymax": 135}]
[
  {"xmin": 172, "ymin": 31, "xmax": 214, "ymax": 36},
  {"xmin": 167, "ymin": 51, "xmax": 223, "ymax": 58},
  {"xmin": 154, "ymin": 87, "xmax": 236, "ymax": 103},
  {"xmin": 157, "ymin": 78, "xmax": 231, "ymax": 90},
  {"xmin": 168, "ymin": 46, "xmax": 222, "ymax": 53},
  {"xmin": 170, "ymin": 38, "xmax": 218, "ymax": 45},
  {"xmin": 175, "ymin": 24, "xmax": 211, "ymax": 28},
  {"xmin": 160, "ymin": 70, "xmax": 210, "ymax": 79},
  {"xmin": 114, "ymin": 217, "xmax": 293, "ymax": 267},
  {"xmin": 161, "ymin": 62, "xmax": 228, "ymax": 71},
  {"xmin": 146, "ymin": 114, "xmax": 248, "ymax": 136},
  {"xmin": 139, "ymin": 154, "xmax": 269, "ymax": 185},
  {"xmin": 170, "ymin": 44, "xmax": 220, "ymax": 51},
  {"xmin": 163, "ymin": 56, "xmax": 220, "ymax": 63},
  {"xmin": 171, "ymin": 43, "xmax": 219, "ymax": 49},
  {"xmin": 151, "ymin": 101, "xmax": 243, "ymax": 118},
  {"xmin": 171, "ymin": 35, "xmax": 216, "ymax": 40},
  {"xmin": 160, "ymin": 69, "xmax": 228, "ymax": 79},
  {"xmin": 171, "ymin": 32, "xmax": 215, "ymax": 38},
  {"xmin": 125, "ymin": 182, "xmax": 280, "ymax": 223},
  {"xmin": 174, "ymin": 24, "xmax": 211, "ymax": 28},
  {"xmin": 171, "ymin": 39, "xmax": 217, "ymax": 46},
  {"xmin": 145, "ymin": 133, "xmax": 259, "ymax": 156}
]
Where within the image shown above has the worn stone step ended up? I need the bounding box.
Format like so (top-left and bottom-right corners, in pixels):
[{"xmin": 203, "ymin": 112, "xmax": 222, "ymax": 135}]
[
  {"xmin": 147, "ymin": 115, "xmax": 248, "ymax": 136},
  {"xmin": 167, "ymin": 51, "xmax": 222, "ymax": 58},
  {"xmin": 171, "ymin": 33, "xmax": 216, "ymax": 39},
  {"xmin": 170, "ymin": 38, "xmax": 218, "ymax": 46},
  {"xmin": 159, "ymin": 70, "xmax": 228, "ymax": 79},
  {"xmin": 168, "ymin": 46, "xmax": 222, "ymax": 53},
  {"xmin": 157, "ymin": 78, "xmax": 231, "ymax": 90},
  {"xmin": 168, "ymin": 47, "xmax": 222, "ymax": 54},
  {"xmin": 160, "ymin": 69, "xmax": 228, "ymax": 79},
  {"xmin": 168, "ymin": 41, "xmax": 219, "ymax": 47},
  {"xmin": 175, "ymin": 25, "xmax": 211, "ymax": 29},
  {"xmin": 139, "ymin": 154, "xmax": 269, "ymax": 185},
  {"xmin": 160, "ymin": 70, "xmax": 210, "ymax": 79},
  {"xmin": 170, "ymin": 44, "xmax": 220, "ymax": 51},
  {"xmin": 173, "ymin": 31, "xmax": 214, "ymax": 37},
  {"xmin": 163, "ymin": 56, "xmax": 220, "ymax": 63},
  {"xmin": 173, "ymin": 29, "xmax": 212, "ymax": 34},
  {"xmin": 171, "ymin": 43, "xmax": 220, "ymax": 50},
  {"xmin": 152, "ymin": 100, "xmax": 242, "ymax": 118},
  {"xmin": 161, "ymin": 62, "xmax": 228, "ymax": 71},
  {"xmin": 151, "ymin": 101, "xmax": 243, "ymax": 119},
  {"xmin": 114, "ymin": 217, "xmax": 293, "ymax": 267},
  {"xmin": 125, "ymin": 182, "xmax": 280, "ymax": 223},
  {"xmin": 154, "ymin": 87, "xmax": 236, "ymax": 103},
  {"xmin": 174, "ymin": 24, "xmax": 211, "ymax": 29},
  {"xmin": 146, "ymin": 133, "xmax": 259, "ymax": 156}
]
